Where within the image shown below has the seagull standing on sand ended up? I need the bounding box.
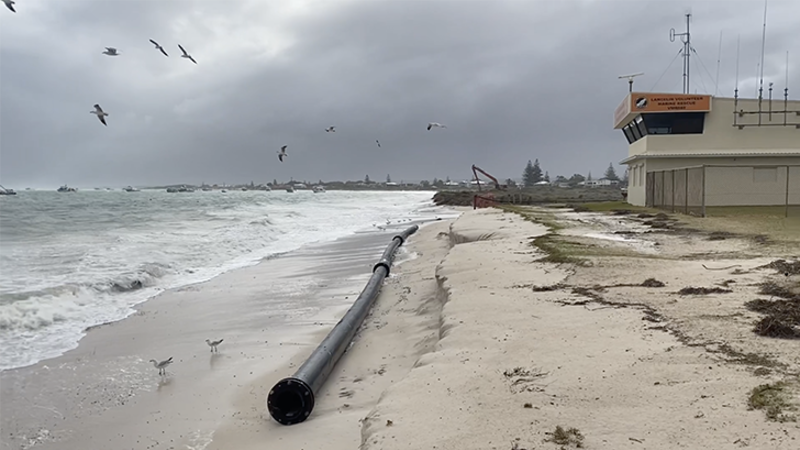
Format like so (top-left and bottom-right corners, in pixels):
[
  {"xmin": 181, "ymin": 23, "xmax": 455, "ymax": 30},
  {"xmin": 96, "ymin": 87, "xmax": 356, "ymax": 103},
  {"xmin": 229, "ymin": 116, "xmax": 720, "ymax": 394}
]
[
  {"xmin": 149, "ymin": 357, "xmax": 173, "ymax": 375},
  {"xmin": 178, "ymin": 44, "xmax": 197, "ymax": 64},
  {"xmin": 3, "ymin": 0, "xmax": 16, "ymax": 13},
  {"xmin": 206, "ymin": 339, "xmax": 223, "ymax": 353},
  {"xmin": 149, "ymin": 39, "xmax": 169, "ymax": 57},
  {"xmin": 90, "ymin": 104, "xmax": 109, "ymax": 126},
  {"xmin": 427, "ymin": 122, "xmax": 447, "ymax": 131},
  {"xmin": 376, "ymin": 140, "xmax": 381, "ymax": 148},
  {"xmin": 102, "ymin": 47, "xmax": 120, "ymax": 56},
  {"xmin": 278, "ymin": 145, "xmax": 287, "ymax": 162},
  {"xmin": 325, "ymin": 126, "xmax": 336, "ymax": 132}
]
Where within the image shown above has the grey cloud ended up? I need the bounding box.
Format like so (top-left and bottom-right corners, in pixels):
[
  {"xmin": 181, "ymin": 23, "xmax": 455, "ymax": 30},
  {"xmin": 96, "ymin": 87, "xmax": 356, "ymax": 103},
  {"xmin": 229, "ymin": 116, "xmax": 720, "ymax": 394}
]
[{"xmin": 1, "ymin": 0, "xmax": 798, "ymax": 188}]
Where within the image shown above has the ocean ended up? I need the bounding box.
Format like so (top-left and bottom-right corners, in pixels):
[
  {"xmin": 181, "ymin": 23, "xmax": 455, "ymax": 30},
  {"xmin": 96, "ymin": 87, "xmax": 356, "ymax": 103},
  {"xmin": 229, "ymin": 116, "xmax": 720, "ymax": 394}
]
[{"xmin": 0, "ymin": 188, "xmax": 448, "ymax": 371}]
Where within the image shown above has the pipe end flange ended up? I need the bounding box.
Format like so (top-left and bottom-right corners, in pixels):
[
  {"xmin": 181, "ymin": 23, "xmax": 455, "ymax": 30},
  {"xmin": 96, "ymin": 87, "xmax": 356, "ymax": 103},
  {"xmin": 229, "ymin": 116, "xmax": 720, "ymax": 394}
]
[{"xmin": 267, "ymin": 377, "xmax": 315, "ymax": 426}]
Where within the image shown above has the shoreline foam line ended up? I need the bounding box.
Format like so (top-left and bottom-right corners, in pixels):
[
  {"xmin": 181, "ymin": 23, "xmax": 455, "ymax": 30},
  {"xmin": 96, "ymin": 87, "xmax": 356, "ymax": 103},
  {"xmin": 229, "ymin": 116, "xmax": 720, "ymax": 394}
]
[{"xmin": 267, "ymin": 224, "xmax": 420, "ymax": 425}]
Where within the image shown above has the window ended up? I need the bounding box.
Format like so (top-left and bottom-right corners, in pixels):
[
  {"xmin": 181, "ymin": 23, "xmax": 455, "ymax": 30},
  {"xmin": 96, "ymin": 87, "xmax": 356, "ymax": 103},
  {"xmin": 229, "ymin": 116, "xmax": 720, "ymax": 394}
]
[{"xmin": 641, "ymin": 112, "xmax": 705, "ymax": 135}]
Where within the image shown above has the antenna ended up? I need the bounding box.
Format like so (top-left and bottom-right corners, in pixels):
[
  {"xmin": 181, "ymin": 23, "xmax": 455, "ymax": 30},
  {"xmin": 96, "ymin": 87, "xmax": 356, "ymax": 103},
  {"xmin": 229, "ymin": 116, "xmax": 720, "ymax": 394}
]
[
  {"xmin": 670, "ymin": 13, "xmax": 692, "ymax": 94},
  {"xmin": 618, "ymin": 72, "xmax": 645, "ymax": 92},
  {"xmin": 734, "ymin": 35, "xmax": 740, "ymax": 127},
  {"xmin": 714, "ymin": 31, "xmax": 722, "ymax": 96},
  {"xmin": 785, "ymin": 51, "xmax": 790, "ymax": 125},
  {"xmin": 757, "ymin": 0, "xmax": 768, "ymax": 125}
]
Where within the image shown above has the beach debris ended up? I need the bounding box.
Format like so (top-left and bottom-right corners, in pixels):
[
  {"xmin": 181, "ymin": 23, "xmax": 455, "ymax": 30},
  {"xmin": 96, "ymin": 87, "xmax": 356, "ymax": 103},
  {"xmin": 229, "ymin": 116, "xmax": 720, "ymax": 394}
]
[
  {"xmin": 678, "ymin": 286, "xmax": 732, "ymax": 295},
  {"xmin": 427, "ymin": 122, "xmax": 447, "ymax": 130},
  {"xmin": 385, "ymin": 419, "xmax": 393, "ymax": 426},
  {"xmin": 757, "ymin": 259, "xmax": 800, "ymax": 276},
  {"xmin": 544, "ymin": 425, "xmax": 584, "ymax": 448},
  {"xmin": 745, "ymin": 298, "xmax": 800, "ymax": 339},
  {"xmin": 205, "ymin": 338, "xmax": 223, "ymax": 352},
  {"xmin": 278, "ymin": 145, "xmax": 287, "ymax": 162},
  {"xmin": 531, "ymin": 283, "xmax": 566, "ymax": 292},
  {"xmin": 178, "ymin": 44, "xmax": 197, "ymax": 64},
  {"xmin": 90, "ymin": 104, "xmax": 109, "ymax": 126},
  {"xmin": 640, "ymin": 278, "xmax": 665, "ymax": 287},
  {"xmin": 523, "ymin": 402, "xmax": 533, "ymax": 408},
  {"xmin": 149, "ymin": 356, "xmax": 173, "ymax": 375},
  {"xmin": 102, "ymin": 47, "xmax": 120, "ymax": 56},
  {"xmin": 702, "ymin": 263, "xmax": 742, "ymax": 271},
  {"xmin": 325, "ymin": 126, "xmax": 335, "ymax": 132},
  {"xmin": 149, "ymin": 39, "xmax": 169, "ymax": 57}
]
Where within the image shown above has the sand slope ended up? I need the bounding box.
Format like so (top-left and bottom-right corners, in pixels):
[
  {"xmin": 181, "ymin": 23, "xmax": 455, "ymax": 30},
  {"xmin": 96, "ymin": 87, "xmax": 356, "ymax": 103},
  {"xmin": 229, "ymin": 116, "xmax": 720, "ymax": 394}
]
[
  {"xmin": 361, "ymin": 208, "xmax": 800, "ymax": 450},
  {"xmin": 207, "ymin": 220, "xmax": 455, "ymax": 449}
]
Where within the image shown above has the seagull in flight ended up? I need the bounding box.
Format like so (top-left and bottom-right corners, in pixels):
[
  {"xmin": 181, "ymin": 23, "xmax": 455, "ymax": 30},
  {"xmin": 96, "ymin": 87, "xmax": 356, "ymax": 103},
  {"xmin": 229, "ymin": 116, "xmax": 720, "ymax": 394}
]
[
  {"xmin": 3, "ymin": 0, "xmax": 16, "ymax": 13},
  {"xmin": 149, "ymin": 357, "xmax": 173, "ymax": 375},
  {"xmin": 325, "ymin": 126, "xmax": 336, "ymax": 132},
  {"xmin": 376, "ymin": 140, "xmax": 381, "ymax": 148},
  {"xmin": 205, "ymin": 339, "xmax": 223, "ymax": 353},
  {"xmin": 278, "ymin": 145, "xmax": 287, "ymax": 162},
  {"xmin": 427, "ymin": 122, "xmax": 447, "ymax": 131},
  {"xmin": 102, "ymin": 47, "xmax": 120, "ymax": 56},
  {"xmin": 178, "ymin": 44, "xmax": 197, "ymax": 64},
  {"xmin": 149, "ymin": 39, "xmax": 169, "ymax": 57},
  {"xmin": 90, "ymin": 104, "xmax": 109, "ymax": 126}
]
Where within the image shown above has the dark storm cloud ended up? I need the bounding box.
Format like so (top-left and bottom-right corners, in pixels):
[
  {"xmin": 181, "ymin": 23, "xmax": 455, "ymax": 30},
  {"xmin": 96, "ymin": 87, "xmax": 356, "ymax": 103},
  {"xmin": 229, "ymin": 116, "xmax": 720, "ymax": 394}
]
[{"xmin": 1, "ymin": 0, "xmax": 798, "ymax": 188}]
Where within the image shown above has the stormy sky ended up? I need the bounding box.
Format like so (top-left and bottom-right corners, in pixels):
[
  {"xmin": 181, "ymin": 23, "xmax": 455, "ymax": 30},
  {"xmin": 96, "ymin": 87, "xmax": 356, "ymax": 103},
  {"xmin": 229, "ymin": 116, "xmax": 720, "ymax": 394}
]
[{"xmin": 1, "ymin": 0, "xmax": 798, "ymax": 188}]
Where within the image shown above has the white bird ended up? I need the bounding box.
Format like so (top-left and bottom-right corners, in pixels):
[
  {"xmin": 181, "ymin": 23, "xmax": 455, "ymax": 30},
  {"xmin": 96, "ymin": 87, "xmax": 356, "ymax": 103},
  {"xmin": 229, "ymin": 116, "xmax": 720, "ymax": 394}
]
[
  {"xmin": 3, "ymin": 0, "xmax": 15, "ymax": 13},
  {"xmin": 427, "ymin": 122, "xmax": 447, "ymax": 131},
  {"xmin": 206, "ymin": 339, "xmax": 223, "ymax": 353},
  {"xmin": 278, "ymin": 145, "xmax": 287, "ymax": 162},
  {"xmin": 325, "ymin": 126, "xmax": 336, "ymax": 132},
  {"xmin": 149, "ymin": 39, "xmax": 169, "ymax": 57},
  {"xmin": 178, "ymin": 44, "xmax": 197, "ymax": 64},
  {"xmin": 149, "ymin": 356, "xmax": 173, "ymax": 375},
  {"xmin": 102, "ymin": 47, "xmax": 119, "ymax": 56},
  {"xmin": 90, "ymin": 104, "xmax": 109, "ymax": 126}
]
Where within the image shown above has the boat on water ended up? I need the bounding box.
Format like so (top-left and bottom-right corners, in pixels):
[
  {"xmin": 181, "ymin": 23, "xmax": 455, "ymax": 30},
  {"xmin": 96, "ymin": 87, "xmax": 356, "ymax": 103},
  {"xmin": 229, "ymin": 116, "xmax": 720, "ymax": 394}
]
[
  {"xmin": 166, "ymin": 185, "xmax": 194, "ymax": 193},
  {"xmin": 0, "ymin": 185, "xmax": 17, "ymax": 196},
  {"xmin": 124, "ymin": 186, "xmax": 140, "ymax": 192},
  {"xmin": 57, "ymin": 185, "xmax": 77, "ymax": 192},
  {"xmin": 285, "ymin": 186, "xmax": 295, "ymax": 193},
  {"xmin": 312, "ymin": 185, "xmax": 326, "ymax": 193}
]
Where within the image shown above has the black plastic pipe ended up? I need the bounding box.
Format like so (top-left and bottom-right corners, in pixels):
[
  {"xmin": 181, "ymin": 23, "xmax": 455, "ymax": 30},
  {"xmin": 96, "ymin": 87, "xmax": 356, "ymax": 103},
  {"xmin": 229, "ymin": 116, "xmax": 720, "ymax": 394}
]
[{"xmin": 267, "ymin": 224, "xmax": 419, "ymax": 425}]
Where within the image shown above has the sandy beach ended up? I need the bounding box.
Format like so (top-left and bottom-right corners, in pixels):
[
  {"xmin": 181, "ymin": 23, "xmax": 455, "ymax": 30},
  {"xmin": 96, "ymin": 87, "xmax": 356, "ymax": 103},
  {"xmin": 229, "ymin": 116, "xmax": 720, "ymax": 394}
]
[{"xmin": 3, "ymin": 205, "xmax": 799, "ymax": 450}]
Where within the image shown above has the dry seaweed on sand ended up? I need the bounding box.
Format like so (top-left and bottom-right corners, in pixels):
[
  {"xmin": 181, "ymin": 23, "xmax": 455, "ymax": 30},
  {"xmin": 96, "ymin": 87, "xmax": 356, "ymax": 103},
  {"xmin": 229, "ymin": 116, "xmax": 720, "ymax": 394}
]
[
  {"xmin": 544, "ymin": 425, "xmax": 584, "ymax": 448},
  {"xmin": 757, "ymin": 259, "xmax": 800, "ymax": 276},
  {"xmin": 678, "ymin": 286, "xmax": 733, "ymax": 295},
  {"xmin": 745, "ymin": 298, "xmax": 800, "ymax": 339}
]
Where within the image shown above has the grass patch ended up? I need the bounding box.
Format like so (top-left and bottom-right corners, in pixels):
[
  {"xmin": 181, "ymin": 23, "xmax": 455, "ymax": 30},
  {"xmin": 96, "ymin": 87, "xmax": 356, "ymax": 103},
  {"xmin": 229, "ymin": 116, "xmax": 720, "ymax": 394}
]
[
  {"xmin": 531, "ymin": 235, "xmax": 590, "ymax": 266},
  {"xmin": 544, "ymin": 425, "xmax": 584, "ymax": 448},
  {"xmin": 747, "ymin": 381, "xmax": 798, "ymax": 422},
  {"xmin": 572, "ymin": 201, "xmax": 659, "ymax": 214},
  {"xmin": 499, "ymin": 205, "xmax": 567, "ymax": 232}
]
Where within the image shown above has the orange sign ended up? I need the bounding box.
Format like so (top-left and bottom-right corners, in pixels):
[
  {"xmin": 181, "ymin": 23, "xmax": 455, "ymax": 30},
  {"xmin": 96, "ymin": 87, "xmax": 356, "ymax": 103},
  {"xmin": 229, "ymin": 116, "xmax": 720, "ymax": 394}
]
[{"xmin": 630, "ymin": 93, "xmax": 711, "ymax": 113}]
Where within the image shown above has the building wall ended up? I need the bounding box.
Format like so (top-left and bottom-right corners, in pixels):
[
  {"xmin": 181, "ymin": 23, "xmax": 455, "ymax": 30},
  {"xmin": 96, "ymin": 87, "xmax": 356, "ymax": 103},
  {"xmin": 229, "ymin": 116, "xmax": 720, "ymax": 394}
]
[
  {"xmin": 632, "ymin": 97, "xmax": 800, "ymax": 156},
  {"xmin": 626, "ymin": 161, "xmax": 647, "ymax": 206},
  {"xmin": 635, "ymin": 158, "xmax": 800, "ymax": 208}
]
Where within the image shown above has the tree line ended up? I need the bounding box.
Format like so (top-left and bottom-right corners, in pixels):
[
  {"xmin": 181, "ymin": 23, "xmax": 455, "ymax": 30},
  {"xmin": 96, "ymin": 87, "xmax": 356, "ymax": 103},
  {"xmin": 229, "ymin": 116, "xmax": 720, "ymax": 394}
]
[{"xmin": 515, "ymin": 159, "xmax": 625, "ymax": 188}]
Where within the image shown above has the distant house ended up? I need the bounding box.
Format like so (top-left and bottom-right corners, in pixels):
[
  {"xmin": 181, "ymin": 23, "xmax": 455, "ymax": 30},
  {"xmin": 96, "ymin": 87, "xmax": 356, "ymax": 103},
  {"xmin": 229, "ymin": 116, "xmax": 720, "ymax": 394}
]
[{"xmin": 585, "ymin": 178, "xmax": 618, "ymax": 187}]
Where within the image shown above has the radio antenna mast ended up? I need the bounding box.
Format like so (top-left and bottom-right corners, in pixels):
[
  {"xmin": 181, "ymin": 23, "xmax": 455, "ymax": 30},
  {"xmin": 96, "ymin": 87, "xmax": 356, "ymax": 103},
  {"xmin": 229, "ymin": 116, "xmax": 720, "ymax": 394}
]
[
  {"xmin": 758, "ymin": 0, "xmax": 768, "ymax": 125},
  {"xmin": 618, "ymin": 72, "xmax": 645, "ymax": 92},
  {"xmin": 670, "ymin": 13, "xmax": 692, "ymax": 94},
  {"xmin": 785, "ymin": 51, "xmax": 790, "ymax": 125},
  {"xmin": 714, "ymin": 31, "xmax": 723, "ymax": 96}
]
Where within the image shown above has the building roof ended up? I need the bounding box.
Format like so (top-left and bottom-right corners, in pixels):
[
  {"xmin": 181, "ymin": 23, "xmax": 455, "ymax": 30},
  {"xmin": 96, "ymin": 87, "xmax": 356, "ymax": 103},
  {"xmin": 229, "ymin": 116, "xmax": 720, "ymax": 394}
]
[{"xmin": 620, "ymin": 150, "xmax": 800, "ymax": 164}]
